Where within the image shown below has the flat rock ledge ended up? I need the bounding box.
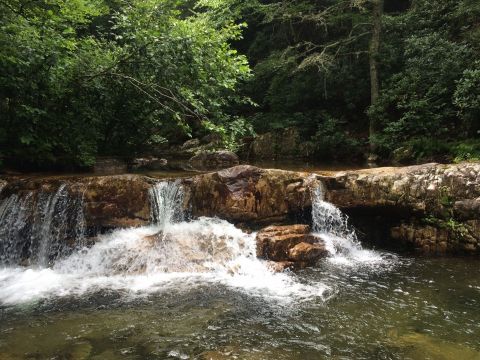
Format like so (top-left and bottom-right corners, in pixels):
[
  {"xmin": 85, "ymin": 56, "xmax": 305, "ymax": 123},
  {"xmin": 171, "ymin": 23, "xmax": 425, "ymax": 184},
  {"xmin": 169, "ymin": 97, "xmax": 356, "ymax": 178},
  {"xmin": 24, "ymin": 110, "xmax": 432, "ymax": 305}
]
[
  {"xmin": 256, "ymin": 225, "xmax": 328, "ymax": 271},
  {"xmin": 320, "ymin": 162, "xmax": 480, "ymax": 255},
  {"xmin": 1, "ymin": 162, "xmax": 479, "ymax": 256}
]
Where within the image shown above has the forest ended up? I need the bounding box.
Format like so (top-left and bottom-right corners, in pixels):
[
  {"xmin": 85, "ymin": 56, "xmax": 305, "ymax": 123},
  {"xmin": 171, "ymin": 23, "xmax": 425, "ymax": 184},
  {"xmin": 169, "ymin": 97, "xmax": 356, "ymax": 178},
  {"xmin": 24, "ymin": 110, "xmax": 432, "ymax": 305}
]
[{"xmin": 1, "ymin": 0, "xmax": 479, "ymax": 169}]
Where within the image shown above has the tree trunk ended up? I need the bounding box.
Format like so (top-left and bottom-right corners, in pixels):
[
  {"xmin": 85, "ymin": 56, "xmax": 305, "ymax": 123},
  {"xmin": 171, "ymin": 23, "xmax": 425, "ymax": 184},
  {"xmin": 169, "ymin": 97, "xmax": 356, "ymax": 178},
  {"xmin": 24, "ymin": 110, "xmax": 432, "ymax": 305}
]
[{"xmin": 368, "ymin": 0, "xmax": 383, "ymax": 157}]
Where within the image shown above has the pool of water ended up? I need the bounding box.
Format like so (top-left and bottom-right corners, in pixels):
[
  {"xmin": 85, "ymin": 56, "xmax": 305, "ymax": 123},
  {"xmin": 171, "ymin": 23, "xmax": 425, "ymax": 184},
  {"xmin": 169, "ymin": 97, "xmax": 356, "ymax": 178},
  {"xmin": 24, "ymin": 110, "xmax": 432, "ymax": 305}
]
[{"xmin": 1, "ymin": 255, "xmax": 479, "ymax": 360}]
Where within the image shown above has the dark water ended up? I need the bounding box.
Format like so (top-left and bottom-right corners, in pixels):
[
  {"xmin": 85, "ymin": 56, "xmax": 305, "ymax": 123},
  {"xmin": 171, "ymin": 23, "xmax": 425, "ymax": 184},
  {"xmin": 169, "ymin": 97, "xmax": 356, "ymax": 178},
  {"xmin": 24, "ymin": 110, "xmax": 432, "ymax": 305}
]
[{"xmin": 1, "ymin": 256, "xmax": 479, "ymax": 360}]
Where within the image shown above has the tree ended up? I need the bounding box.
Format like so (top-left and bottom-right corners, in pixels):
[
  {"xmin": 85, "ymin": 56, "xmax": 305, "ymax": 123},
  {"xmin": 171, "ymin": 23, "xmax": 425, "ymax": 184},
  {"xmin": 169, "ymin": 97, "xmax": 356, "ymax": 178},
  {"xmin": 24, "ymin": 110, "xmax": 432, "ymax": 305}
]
[
  {"xmin": 368, "ymin": 0, "xmax": 383, "ymax": 157},
  {"xmin": 0, "ymin": 0, "xmax": 251, "ymax": 169}
]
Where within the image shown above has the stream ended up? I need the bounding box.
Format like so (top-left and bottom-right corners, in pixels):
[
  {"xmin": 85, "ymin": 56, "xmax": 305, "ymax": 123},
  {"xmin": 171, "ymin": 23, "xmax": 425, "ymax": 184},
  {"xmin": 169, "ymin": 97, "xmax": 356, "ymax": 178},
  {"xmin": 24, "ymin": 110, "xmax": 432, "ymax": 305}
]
[{"xmin": 0, "ymin": 180, "xmax": 479, "ymax": 359}]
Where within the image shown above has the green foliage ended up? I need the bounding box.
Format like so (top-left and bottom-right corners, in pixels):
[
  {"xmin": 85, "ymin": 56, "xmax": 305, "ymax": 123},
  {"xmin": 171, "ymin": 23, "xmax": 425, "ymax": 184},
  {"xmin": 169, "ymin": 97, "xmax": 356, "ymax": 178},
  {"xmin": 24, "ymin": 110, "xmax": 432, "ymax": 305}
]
[
  {"xmin": 454, "ymin": 61, "xmax": 480, "ymax": 137},
  {"xmin": 312, "ymin": 114, "xmax": 363, "ymax": 160},
  {"xmin": 1, "ymin": 0, "xmax": 479, "ymax": 168},
  {"xmin": 369, "ymin": 32, "xmax": 473, "ymax": 153},
  {"xmin": 0, "ymin": 0, "xmax": 251, "ymax": 169},
  {"xmin": 451, "ymin": 141, "xmax": 480, "ymax": 163}
]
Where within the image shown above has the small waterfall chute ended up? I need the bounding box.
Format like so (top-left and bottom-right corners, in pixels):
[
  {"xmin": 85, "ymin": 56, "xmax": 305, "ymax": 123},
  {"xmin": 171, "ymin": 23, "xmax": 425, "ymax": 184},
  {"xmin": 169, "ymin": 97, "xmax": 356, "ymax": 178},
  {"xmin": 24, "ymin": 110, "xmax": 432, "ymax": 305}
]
[
  {"xmin": 149, "ymin": 181, "xmax": 184, "ymax": 228},
  {"xmin": 311, "ymin": 184, "xmax": 383, "ymax": 264}
]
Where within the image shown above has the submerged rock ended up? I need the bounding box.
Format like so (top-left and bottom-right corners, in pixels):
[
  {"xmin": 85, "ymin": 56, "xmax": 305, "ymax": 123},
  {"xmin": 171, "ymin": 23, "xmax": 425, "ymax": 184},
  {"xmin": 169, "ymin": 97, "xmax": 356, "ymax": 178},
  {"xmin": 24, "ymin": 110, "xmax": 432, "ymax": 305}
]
[
  {"xmin": 184, "ymin": 165, "xmax": 321, "ymax": 223},
  {"xmin": 256, "ymin": 224, "xmax": 327, "ymax": 269}
]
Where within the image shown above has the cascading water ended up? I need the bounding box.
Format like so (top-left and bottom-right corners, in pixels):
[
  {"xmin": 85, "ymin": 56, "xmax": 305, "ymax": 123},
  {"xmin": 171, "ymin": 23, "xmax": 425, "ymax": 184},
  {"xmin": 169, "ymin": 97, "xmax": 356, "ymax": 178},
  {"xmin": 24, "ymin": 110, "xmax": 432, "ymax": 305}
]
[
  {"xmin": 0, "ymin": 181, "xmax": 327, "ymax": 305},
  {"xmin": 0, "ymin": 184, "xmax": 86, "ymax": 266},
  {"xmin": 149, "ymin": 181, "xmax": 185, "ymax": 227},
  {"xmin": 311, "ymin": 184, "xmax": 385, "ymax": 265}
]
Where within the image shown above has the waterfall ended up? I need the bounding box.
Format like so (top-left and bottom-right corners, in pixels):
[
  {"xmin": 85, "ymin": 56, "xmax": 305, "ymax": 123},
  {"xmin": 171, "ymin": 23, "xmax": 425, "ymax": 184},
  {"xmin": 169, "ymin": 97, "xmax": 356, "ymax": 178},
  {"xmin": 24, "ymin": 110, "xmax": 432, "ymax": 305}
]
[
  {"xmin": 0, "ymin": 184, "xmax": 86, "ymax": 266},
  {"xmin": 149, "ymin": 181, "xmax": 184, "ymax": 228},
  {"xmin": 311, "ymin": 184, "xmax": 382, "ymax": 264},
  {"xmin": 0, "ymin": 180, "xmax": 328, "ymax": 305}
]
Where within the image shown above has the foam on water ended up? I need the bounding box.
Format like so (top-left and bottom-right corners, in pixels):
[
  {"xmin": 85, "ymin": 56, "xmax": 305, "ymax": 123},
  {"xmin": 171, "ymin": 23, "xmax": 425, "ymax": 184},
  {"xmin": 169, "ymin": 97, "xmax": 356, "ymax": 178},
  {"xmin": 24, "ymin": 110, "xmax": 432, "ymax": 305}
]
[
  {"xmin": 0, "ymin": 180, "xmax": 395, "ymax": 306},
  {"xmin": 311, "ymin": 185, "xmax": 391, "ymax": 267},
  {"xmin": 0, "ymin": 181, "xmax": 329, "ymax": 305},
  {"xmin": 0, "ymin": 219, "xmax": 327, "ymax": 305}
]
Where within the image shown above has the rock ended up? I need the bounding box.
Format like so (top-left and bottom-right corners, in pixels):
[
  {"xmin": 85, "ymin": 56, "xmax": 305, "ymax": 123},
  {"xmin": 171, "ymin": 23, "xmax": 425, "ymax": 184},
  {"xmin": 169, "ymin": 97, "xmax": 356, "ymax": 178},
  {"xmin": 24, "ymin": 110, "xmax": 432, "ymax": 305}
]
[
  {"xmin": 251, "ymin": 132, "xmax": 277, "ymax": 159},
  {"xmin": 288, "ymin": 242, "xmax": 328, "ymax": 262},
  {"xmin": 200, "ymin": 133, "xmax": 222, "ymax": 145},
  {"xmin": 320, "ymin": 162, "xmax": 480, "ymax": 255},
  {"xmin": 130, "ymin": 157, "xmax": 168, "ymax": 171},
  {"xmin": 189, "ymin": 151, "xmax": 239, "ymax": 170},
  {"xmin": 184, "ymin": 165, "xmax": 321, "ymax": 223},
  {"xmin": 81, "ymin": 175, "xmax": 153, "ymax": 230},
  {"xmin": 266, "ymin": 260, "xmax": 295, "ymax": 272},
  {"xmin": 181, "ymin": 138, "xmax": 201, "ymax": 150},
  {"xmin": 93, "ymin": 157, "xmax": 127, "ymax": 174},
  {"xmin": 321, "ymin": 163, "xmax": 480, "ymax": 217},
  {"xmin": 0, "ymin": 174, "xmax": 155, "ymax": 233},
  {"xmin": 256, "ymin": 224, "xmax": 327, "ymax": 267}
]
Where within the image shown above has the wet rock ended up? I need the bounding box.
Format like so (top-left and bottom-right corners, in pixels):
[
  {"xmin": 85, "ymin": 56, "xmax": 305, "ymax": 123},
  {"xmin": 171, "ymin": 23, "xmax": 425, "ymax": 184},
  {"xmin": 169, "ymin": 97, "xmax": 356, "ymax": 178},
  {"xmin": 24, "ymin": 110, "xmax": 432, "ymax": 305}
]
[
  {"xmin": 288, "ymin": 242, "xmax": 328, "ymax": 262},
  {"xmin": 321, "ymin": 162, "xmax": 480, "ymax": 255},
  {"xmin": 0, "ymin": 174, "xmax": 155, "ymax": 234},
  {"xmin": 185, "ymin": 165, "xmax": 321, "ymax": 222},
  {"xmin": 266, "ymin": 260, "xmax": 295, "ymax": 272},
  {"xmin": 189, "ymin": 151, "xmax": 239, "ymax": 171},
  {"xmin": 130, "ymin": 157, "xmax": 167, "ymax": 171},
  {"xmin": 82, "ymin": 175, "xmax": 153, "ymax": 230},
  {"xmin": 391, "ymin": 220, "xmax": 480, "ymax": 255},
  {"xmin": 256, "ymin": 225, "xmax": 326, "ymax": 267},
  {"xmin": 93, "ymin": 157, "xmax": 127, "ymax": 174},
  {"xmin": 181, "ymin": 138, "xmax": 200, "ymax": 150}
]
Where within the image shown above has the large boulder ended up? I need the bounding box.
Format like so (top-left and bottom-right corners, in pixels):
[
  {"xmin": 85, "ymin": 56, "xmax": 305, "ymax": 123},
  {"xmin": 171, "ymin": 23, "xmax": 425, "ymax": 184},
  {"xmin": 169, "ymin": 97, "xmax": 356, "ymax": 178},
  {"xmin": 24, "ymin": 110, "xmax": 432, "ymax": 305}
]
[
  {"xmin": 0, "ymin": 175, "xmax": 155, "ymax": 233},
  {"xmin": 80, "ymin": 175, "xmax": 154, "ymax": 229},
  {"xmin": 184, "ymin": 165, "xmax": 321, "ymax": 223},
  {"xmin": 189, "ymin": 150, "xmax": 239, "ymax": 171},
  {"xmin": 256, "ymin": 224, "xmax": 327, "ymax": 268}
]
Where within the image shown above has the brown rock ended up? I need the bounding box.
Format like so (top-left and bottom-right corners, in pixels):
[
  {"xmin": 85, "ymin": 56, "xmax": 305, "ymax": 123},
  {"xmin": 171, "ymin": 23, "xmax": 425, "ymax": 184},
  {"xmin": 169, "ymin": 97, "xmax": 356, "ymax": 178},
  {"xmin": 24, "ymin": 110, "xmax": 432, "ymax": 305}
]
[
  {"xmin": 256, "ymin": 224, "xmax": 327, "ymax": 266},
  {"xmin": 185, "ymin": 165, "xmax": 320, "ymax": 222},
  {"xmin": 189, "ymin": 150, "xmax": 239, "ymax": 171},
  {"xmin": 250, "ymin": 127, "xmax": 302, "ymax": 159},
  {"xmin": 266, "ymin": 260, "xmax": 295, "ymax": 272},
  {"xmin": 81, "ymin": 175, "xmax": 152, "ymax": 229},
  {"xmin": 288, "ymin": 242, "xmax": 328, "ymax": 262}
]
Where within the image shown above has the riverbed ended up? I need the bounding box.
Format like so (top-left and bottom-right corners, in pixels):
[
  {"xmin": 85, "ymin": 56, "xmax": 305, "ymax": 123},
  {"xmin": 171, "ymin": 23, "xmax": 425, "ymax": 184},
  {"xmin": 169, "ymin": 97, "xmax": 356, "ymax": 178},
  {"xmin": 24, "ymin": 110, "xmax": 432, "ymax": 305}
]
[{"xmin": 1, "ymin": 255, "xmax": 479, "ymax": 359}]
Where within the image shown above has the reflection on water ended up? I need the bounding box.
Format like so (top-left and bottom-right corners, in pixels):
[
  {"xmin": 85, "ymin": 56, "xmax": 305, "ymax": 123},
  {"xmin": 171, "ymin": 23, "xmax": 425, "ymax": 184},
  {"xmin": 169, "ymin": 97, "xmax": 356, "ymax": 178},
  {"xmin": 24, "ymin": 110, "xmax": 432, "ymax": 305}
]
[{"xmin": 1, "ymin": 257, "xmax": 479, "ymax": 359}]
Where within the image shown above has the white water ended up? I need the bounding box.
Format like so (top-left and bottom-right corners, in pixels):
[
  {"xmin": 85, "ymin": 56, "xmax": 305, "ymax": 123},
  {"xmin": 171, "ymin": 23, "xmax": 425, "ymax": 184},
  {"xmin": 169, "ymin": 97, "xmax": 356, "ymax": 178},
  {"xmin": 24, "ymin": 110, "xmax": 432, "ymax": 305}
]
[
  {"xmin": 0, "ymin": 184, "xmax": 85, "ymax": 266},
  {"xmin": 0, "ymin": 180, "xmax": 392, "ymax": 306},
  {"xmin": 0, "ymin": 182, "xmax": 329, "ymax": 305},
  {"xmin": 311, "ymin": 185, "xmax": 386, "ymax": 266}
]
